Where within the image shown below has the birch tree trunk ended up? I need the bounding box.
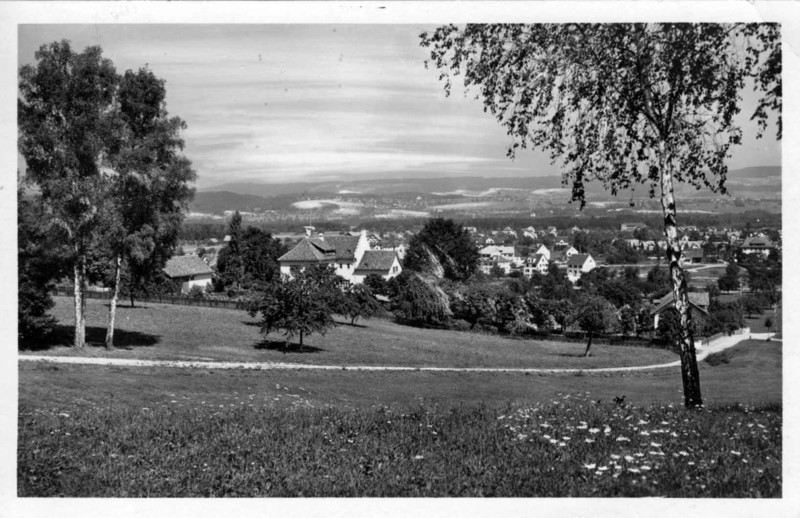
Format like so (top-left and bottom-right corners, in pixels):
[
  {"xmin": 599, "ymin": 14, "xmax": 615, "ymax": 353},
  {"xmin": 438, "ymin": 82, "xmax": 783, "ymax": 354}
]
[
  {"xmin": 105, "ymin": 252, "xmax": 122, "ymax": 349},
  {"xmin": 73, "ymin": 245, "xmax": 86, "ymax": 348},
  {"xmin": 659, "ymin": 150, "xmax": 703, "ymax": 408}
]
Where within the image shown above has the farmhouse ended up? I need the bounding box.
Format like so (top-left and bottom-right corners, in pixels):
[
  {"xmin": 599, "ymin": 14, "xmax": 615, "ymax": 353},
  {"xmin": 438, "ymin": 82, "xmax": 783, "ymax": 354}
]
[
  {"xmin": 352, "ymin": 250, "xmax": 403, "ymax": 284},
  {"xmin": 278, "ymin": 230, "xmax": 369, "ymax": 282},
  {"xmin": 163, "ymin": 255, "xmax": 214, "ymax": 294},
  {"xmin": 566, "ymin": 253, "xmax": 596, "ymax": 283}
]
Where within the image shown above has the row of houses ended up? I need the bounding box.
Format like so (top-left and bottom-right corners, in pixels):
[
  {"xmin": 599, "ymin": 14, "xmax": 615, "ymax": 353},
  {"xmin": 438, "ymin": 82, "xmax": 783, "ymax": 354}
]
[
  {"xmin": 163, "ymin": 230, "xmax": 404, "ymax": 294},
  {"xmin": 478, "ymin": 243, "xmax": 597, "ymax": 283}
]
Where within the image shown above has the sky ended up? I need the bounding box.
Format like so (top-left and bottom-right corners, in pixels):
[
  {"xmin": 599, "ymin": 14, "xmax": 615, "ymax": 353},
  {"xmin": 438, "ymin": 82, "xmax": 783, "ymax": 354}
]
[{"xmin": 18, "ymin": 24, "xmax": 782, "ymax": 191}]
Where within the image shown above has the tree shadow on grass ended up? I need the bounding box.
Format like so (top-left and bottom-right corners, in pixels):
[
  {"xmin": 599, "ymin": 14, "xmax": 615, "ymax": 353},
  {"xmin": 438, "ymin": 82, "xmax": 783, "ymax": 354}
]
[
  {"xmin": 31, "ymin": 325, "xmax": 160, "ymax": 350},
  {"xmin": 334, "ymin": 320, "xmax": 368, "ymax": 328},
  {"xmin": 253, "ymin": 339, "xmax": 325, "ymax": 354}
]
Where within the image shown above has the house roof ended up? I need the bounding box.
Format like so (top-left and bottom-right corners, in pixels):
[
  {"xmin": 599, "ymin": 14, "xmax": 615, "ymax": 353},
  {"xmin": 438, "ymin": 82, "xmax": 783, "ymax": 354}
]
[
  {"xmin": 163, "ymin": 255, "xmax": 214, "ymax": 278},
  {"xmin": 567, "ymin": 253, "xmax": 592, "ymax": 266},
  {"xmin": 742, "ymin": 237, "xmax": 775, "ymax": 249},
  {"xmin": 650, "ymin": 291, "xmax": 710, "ymax": 315},
  {"xmin": 354, "ymin": 250, "xmax": 398, "ymax": 274},
  {"xmin": 279, "ymin": 235, "xmax": 362, "ymax": 263},
  {"xmin": 278, "ymin": 239, "xmax": 335, "ymax": 263}
]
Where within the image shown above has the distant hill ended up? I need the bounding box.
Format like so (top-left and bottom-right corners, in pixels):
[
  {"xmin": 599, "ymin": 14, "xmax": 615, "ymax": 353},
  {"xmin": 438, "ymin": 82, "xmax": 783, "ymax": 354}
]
[{"xmin": 192, "ymin": 166, "xmax": 780, "ymax": 214}]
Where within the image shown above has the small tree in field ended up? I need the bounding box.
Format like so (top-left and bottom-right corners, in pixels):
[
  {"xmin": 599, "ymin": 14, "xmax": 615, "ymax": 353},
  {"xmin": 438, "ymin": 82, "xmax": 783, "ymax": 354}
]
[
  {"xmin": 573, "ymin": 295, "xmax": 619, "ymax": 357},
  {"xmin": 248, "ymin": 265, "xmax": 340, "ymax": 349},
  {"xmin": 421, "ymin": 23, "xmax": 780, "ymax": 407},
  {"xmin": 337, "ymin": 284, "xmax": 383, "ymax": 326}
]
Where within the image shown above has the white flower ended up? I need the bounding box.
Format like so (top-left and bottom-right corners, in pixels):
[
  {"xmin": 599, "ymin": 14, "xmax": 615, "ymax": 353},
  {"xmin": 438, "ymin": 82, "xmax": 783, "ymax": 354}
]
[
  {"xmin": 679, "ymin": 451, "xmax": 689, "ymax": 456},
  {"xmin": 543, "ymin": 434, "xmax": 551, "ymax": 439},
  {"xmin": 650, "ymin": 442, "xmax": 662, "ymax": 448},
  {"xmin": 624, "ymin": 455, "xmax": 635, "ymax": 462},
  {"xmin": 616, "ymin": 436, "xmax": 630, "ymax": 442},
  {"xmin": 731, "ymin": 450, "xmax": 741, "ymax": 456},
  {"xmin": 640, "ymin": 465, "xmax": 652, "ymax": 471},
  {"xmin": 610, "ymin": 454, "xmax": 621, "ymax": 460},
  {"xmin": 598, "ymin": 466, "xmax": 609, "ymax": 471},
  {"xmin": 584, "ymin": 463, "xmax": 597, "ymax": 470},
  {"xmin": 628, "ymin": 468, "xmax": 640, "ymax": 473},
  {"xmin": 414, "ymin": 455, "xmax": 424, "ymax": 460},
  {"xmin": 588, "ymin": 428, "xmax": 600, "ymax": 434}
]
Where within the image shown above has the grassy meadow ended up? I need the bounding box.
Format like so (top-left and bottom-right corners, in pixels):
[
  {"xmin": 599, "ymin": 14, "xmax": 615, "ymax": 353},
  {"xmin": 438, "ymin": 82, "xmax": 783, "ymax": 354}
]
[
  {"xmin": 18, "ymin": 295, "xmax": 782, "ymax": 497},
  {"xmin": 23, "ymin": 296, "xmax": 680, "ymax": 369}
]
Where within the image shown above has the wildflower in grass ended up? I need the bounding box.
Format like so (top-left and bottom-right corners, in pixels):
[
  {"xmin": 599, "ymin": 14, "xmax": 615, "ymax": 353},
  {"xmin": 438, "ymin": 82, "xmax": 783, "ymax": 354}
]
[
  {"xmin": 543, "ymin": 434, "xmax": 551, "ymax": 439},
  {"xmin": 731, "ymin": 451, "xmax": 741, "ymax": 456},
  {"xmin": 584, "ymin": 438, "xmax": 595, "ymax": 444},
  {"xmin": 688, "ymin": 462, "xmax": 695, "ymax": 466},
  {"xmin": 414, "ymin": 455, "xmax": 424, "ymax": 460},
  {"xmin": 604, "ymin": 426, "xmax": 611, "ymax": 434},
  {"xmin": 624, "ymin": 455, "xmax": 634, "ymax": 462},
  {"xmin": 588, "ymin": 428, "xmax": 600, "ymax": 434},
  {"xmin": 678, "ymin": 451, "xmax": 689, "ymax": 456},
  {"xmin": 558, "ymin": 442, "xmax": 566, "ymax": 447},
  {"xmin": 639, "ymin": 431, "xmax": 650, "ymax": 436},
  {"xmin": 650, "ymin": 442, "xmax": 662, "ymax": 448},
  {"xmin": 616, "ymin": 436, "xmax": 630, "ymax": 442},
  {"xmin": 610, "ymin": 454, "xmax": 621, "ymax": 460},
  {"xmin": 640, "ymin": 465, "xmax": 652, "ymax": 471},
  {"xmin": 583, "ymin": 463, "xmax": 597, "ymax": 470},
  {"xmin": 628, "ymin": 468, "xmax": 640, "ymax": 473},
  {"xmin": 634, "ymin": 453, "xmax": 644, "ymax": 458}
]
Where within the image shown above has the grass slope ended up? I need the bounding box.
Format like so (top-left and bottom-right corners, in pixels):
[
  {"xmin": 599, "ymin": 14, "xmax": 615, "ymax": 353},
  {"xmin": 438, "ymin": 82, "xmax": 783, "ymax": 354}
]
[{"xmin": 24, "ymin": 296, "xmax": 678, "ymax": 369}]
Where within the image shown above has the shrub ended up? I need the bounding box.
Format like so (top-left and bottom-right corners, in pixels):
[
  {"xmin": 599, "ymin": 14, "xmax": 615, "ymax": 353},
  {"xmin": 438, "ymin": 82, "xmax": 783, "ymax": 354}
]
[{"xmin": 188, "ymin": 285, "xmax": 205, "ymax": 299}]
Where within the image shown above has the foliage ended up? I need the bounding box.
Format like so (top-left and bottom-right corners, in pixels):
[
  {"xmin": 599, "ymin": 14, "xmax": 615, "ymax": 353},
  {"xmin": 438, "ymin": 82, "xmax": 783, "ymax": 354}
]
[
  {"xmin": 717, "ymin": 263, "xmax": 741, "ymax": 292},
  {"xmin": 392, "ymin": 273, "xmax": 452, "ymax": 327},
  {"xmin": 403, "ymin": 218, "xmax": 479, "ymax": 281},
  {"xmin": 18, "ymin": 192, "xmax": 70, "ymax": 348},
  {"xmin": 187, "ymin": 285, "xmax": 205, "ymax": 299},
  {"xmin": 218, "ymin": 226, "xmax": 287, "ymax": 291},
  {"xmin": 448, "ymin": 283, "xmax": 498, "ymax": 329},
  {"xmin": 248, "ymin": 265, "xmax": 341, "ymax": 348},
  {"xmin": 337, "ymin": 284, "xmax": 383, "ymax": 325},
  {"xmin": 364, "ymin": 274, "xmax": 390, "ymax": 297},
  {"xmin": 491, "ymin": 291, "xmax": 532, "ymax": 335},
  {"xmin": 18, "ymin": 40, "xmax": 119, "ymax": 347},
  {"xmin": 217, "ymin": 211, "xmax": 244, "ymax": 288},
  {"xmin": 741, "ymin": 294, "xmax": 766, "ymax": 318}
]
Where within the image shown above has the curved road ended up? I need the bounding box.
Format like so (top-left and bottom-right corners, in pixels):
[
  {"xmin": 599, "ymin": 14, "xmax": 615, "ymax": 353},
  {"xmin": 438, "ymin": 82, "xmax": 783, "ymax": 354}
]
[{"xmin": 18, "ymin": 332, "xmax": 773, "ymax": 374}]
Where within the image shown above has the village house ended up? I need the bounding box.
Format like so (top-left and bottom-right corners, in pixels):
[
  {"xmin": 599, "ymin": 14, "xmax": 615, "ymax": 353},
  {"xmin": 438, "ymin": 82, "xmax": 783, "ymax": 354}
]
[
  {"xmin": 163, "ymin": 255, "xmax": 215, "ymax": 294},
  {"xmin": 533, "ymin": 244, "xmax": 550, "ymax": 261},
  {"xmin": 523, "ymin": 253, "xmax": 549, "ymax": 278},
  {"xmin": 351, "ymin": 250, "xmax": 403, "ymax": 284},
  {"xmin": 566, "ymin": 253, "xmax": 596, "ymax": 283},
  {"xmin": 479, "ymin": 245, "xmax": 516, "ymax": 260},
  {"xmin": 479, "ymin": 256, "xmax": 513, "ymax": 276},
  {"xmin": 278, "ymin": 230, "xmax": 369, "ymax": 283},
  {"xmin": 739, "ymin": 236, "xmax": 777, "ymax": 258},
  {"xmin": 620, "ymin": 222, "xmax": 647, "ymax": 232}
]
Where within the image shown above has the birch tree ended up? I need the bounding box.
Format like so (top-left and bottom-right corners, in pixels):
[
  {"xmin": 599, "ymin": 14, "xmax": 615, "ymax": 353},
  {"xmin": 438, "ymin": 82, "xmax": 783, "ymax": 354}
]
[
  {"xmin": 19, "ymin": 41, "xmax": 118, "ymax": 348},
  {"xmin": 421, "ymin": 23, "xmax": 780, "ymax": 407},
  {"xmin": 103, "ymin": 67, "xmax": 195, "ymax": 347}
]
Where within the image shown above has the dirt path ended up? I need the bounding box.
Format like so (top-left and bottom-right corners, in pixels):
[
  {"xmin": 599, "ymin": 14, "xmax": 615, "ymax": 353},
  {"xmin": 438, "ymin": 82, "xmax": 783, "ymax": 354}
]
[{"xmin": 19, "ymin": 332, "xmax": 772, "ymax": 374}]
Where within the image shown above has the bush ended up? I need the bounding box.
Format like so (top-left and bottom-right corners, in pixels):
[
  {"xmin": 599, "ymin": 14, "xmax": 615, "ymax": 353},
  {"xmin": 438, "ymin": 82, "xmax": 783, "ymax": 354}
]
[{"xmin": 188, "ymin": 285, "xmax": 205, "ymax": 299}]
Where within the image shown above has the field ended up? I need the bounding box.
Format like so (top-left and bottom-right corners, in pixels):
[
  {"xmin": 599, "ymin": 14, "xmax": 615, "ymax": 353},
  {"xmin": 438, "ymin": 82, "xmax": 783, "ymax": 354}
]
[
  {"xmin": 24, "ymin": 296, "xmax": 680, "ymax": 369},
  {"xmin": 18, "ymin": 297, "xmax": 782, "ymax": 498}
]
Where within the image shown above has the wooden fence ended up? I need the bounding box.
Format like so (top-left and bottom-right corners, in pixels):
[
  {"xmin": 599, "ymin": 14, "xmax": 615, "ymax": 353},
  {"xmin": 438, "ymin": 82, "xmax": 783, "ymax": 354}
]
[{"xmin": 53, "ymin": 288, "xmax": 249, "ymax": 311}]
